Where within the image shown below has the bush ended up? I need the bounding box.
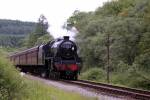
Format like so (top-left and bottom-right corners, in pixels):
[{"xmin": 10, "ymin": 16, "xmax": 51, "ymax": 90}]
[
  {"xmin": 111, "ymin": 64, "xmax": 150, "ymax": 90},
  {"xmin": 0, "ymin": 52, "xmax": 28, "ymax": 100},
  {"xmin": 135, "ymin": 52, "xmax": 150, "ymax": 72},
  {"xmin": 80, "ymin": 68, "xmax": 106, "ymax": 82},
  {"xmin": 114, "ymin": 61, "xmax": 130, "ymax": 72}
]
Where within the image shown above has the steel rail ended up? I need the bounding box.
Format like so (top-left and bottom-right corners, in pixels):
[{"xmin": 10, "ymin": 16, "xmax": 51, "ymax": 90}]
[{"xmin": 62, "ymin": 80, "xmax": 150, "ymax": 100}]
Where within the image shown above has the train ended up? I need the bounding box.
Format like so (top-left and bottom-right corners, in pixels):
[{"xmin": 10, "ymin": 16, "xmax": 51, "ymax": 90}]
[{"xmin": 9, "ymin": 36, "xmax": 82, "ymax": 80}]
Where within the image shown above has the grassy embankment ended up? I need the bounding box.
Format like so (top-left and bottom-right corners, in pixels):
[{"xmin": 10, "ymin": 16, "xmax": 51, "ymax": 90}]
[
  {"xmin": 25, "ymin": 79, "xmax": 96, "ymax": 100},
  {"xmin": 0, "ymin": 48, "xmax": 96, "ymax": 100}
]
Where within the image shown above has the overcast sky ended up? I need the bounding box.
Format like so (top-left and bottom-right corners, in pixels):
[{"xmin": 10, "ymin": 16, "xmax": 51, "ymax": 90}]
[{"xmin": 0, "ymin": 0, "xmax": 110, "ymax": 38}]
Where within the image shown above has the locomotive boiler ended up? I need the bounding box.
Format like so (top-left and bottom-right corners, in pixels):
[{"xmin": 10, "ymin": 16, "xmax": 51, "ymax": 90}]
[{"xmin": 10, "ymin": 36, "xmax": 82, "ymax": 80}]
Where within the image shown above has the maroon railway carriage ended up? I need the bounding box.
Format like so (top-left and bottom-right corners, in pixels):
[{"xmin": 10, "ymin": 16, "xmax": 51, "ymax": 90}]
[
  {"xmin": 10, "ymin": 36, "xmax": 82, "ymax": 80},
  {"xmin": 10, "ymin": 46, "xmax": 43, "ymax": 72}
]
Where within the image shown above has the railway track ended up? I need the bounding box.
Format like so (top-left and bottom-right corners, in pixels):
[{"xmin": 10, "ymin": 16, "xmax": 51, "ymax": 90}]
[
  {"xmin": 61, "ymin": 79, "xmax": 150, "ymax": 100},
  {"xmin": 26, "ymin": 74, "xmax": 150, "ymax": 99}
]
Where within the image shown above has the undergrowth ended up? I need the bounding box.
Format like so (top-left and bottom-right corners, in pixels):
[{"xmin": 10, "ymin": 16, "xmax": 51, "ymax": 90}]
[
  {"xmin": 80, "ymin": 67, "xmax": 150, "ymax": 90},
  {"xmin": 0, "ymin": 50, "xmax": 28, "ymax": 100}
]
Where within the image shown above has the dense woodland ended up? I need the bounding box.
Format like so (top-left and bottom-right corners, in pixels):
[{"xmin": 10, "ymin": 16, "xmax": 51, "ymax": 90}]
[
  {"xmin": 67, "ymin": 0, "xmax": 150, "ymax": 89},
  {"xmin": 0, "ymin": 19, "xmax": 36, "ymax": 35},
  {"xmin": 0, "ymin": 19, "xmax": 36, "ymax": 47}
]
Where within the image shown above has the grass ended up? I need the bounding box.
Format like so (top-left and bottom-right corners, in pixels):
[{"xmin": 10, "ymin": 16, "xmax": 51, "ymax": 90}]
[
  {"xmin": 24, "ymin": 79, "xmax": 97, "ymax": 100},
  {"xmin": 0, "ymin": 50, "xmax": 28, "ymax": 100}
]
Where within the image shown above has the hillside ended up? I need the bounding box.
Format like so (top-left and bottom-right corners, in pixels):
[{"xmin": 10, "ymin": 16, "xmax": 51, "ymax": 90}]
[
  {"xmin": 0, "ymin": 19, "xmax": 36, "ymax": 35},
  {"xmin": 0, "ymin": 19, "xmax": 36, "ymax": 47}
]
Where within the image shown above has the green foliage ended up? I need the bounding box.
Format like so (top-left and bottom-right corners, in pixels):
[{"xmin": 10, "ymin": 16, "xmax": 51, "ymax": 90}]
[
  {"xmin": 0, "ymin": 34, "xmax": 24, "ymax": 47},
  {"xmin": 25, "ymin": 32, "xmax": 40, "ymax": 47},
  {"xmin": 0, "ymin": 51, "xmax": 28, "ymax": 100},
  {"xmin": 135, "ymin": 52, "xmax": 150, "ymax": 72},
  {"xmin": 111, "ymin": 64, "xmax": 150, "ymax": 90},
  {"xmin": 80, "ymin": 68, "xmax": 106, "ymax": 82},
  {"xmin": 0, "ymin": 48, "xmax": 16, "ymax": 55},
  {"xmin": 0, "ymin": 19, "xmax": 36, "ymax": 48},
  {"xmin": 35, "ymin": 34, "xmax": 53, "ymax": 45},
  {"xmin": 114, "ymin": 61, "xmax": 130, "ymax": 72},
  {"xmin": 67, "ymin": 0, "xmax": 150, "ymax": 90},
  {"xmin": 25, "ymin": 15, "xmax": 53, "ymax": 48},
  {"xmin": 139, "ymin": 32, "xmax": 150, "ymax": 54},
  {"xmin": 25, "ymin": 33, "xmax": 53, "ymax": 48},
  {"xmin": 0, "ymin": 19, "xmax": 36, "ymax": 35},
  {"xmin": 35, "ymin": 14, "xmax": 49, "ymax": 35}
]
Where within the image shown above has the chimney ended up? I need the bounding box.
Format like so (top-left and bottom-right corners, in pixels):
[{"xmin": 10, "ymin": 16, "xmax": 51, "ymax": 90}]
[{"xmin": 64, "ymin": 36, "xmax": 69, "ymax": 40}]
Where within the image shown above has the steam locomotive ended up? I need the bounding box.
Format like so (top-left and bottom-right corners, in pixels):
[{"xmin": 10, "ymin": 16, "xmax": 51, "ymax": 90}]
[{"xmin": 10, "ymin": 36, "xmax": 82, "ymax": 80}]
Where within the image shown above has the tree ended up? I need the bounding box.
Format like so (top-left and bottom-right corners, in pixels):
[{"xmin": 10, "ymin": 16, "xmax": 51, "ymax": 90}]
[
  {"xmin": 26, "ymin": 14, "xmax": 53, "ymax": 48},
  {"xmin": 66, "ymin": 0, "xmax": 150, "ymax": 89},
  {"xmin": 35, "ymin": 14, "xmax": 49, "ymax": 35}
]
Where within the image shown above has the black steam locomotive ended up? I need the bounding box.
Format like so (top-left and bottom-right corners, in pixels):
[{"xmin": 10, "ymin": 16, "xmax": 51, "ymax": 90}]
[{"xmin": 10, "ymin": 36, "xmax": 82, "ymax": 80}]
